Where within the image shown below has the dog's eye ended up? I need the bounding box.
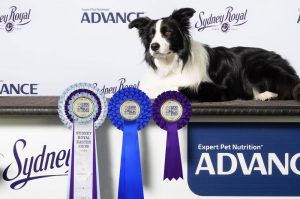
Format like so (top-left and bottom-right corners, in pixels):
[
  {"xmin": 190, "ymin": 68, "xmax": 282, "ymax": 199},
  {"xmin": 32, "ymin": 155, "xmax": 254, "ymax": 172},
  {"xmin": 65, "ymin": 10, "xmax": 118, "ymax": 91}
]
[
  {"xmin": 164, "ymin": 31, "xmax": 171, "ymax": 37},
  {"xmin": 149, "ymin": 33, "xmax": 154, "ymax": 39}
]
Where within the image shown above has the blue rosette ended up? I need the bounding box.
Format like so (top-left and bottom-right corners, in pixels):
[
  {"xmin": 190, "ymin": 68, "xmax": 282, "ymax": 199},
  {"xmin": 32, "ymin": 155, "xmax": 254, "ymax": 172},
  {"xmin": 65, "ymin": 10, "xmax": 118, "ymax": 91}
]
[
  {"xmin": 108, "ymin": 87, "xmax": 151, "ymax": 199},
  {"xmin": 58, "ymin": 83, "xmax": 107, "ymax": 199}
]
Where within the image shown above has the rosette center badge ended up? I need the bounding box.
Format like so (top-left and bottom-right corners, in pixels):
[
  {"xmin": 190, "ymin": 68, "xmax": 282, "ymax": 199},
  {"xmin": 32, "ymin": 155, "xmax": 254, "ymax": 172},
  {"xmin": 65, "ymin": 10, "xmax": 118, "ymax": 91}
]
[
  {"xmin": 160, "ymin": 99, "xmax": 183, "ymax": 122},
  {"xmin": 72, "ymin": 96, "xmax": 95, "ymax": 118},
  {"xmin": 120, "ymin": 100, "xmax": 141, "ymax": 121}
]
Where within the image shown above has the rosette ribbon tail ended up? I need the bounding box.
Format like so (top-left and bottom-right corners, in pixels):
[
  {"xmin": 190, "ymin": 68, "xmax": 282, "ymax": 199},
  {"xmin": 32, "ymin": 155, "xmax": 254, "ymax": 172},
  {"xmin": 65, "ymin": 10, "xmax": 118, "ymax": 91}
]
[
  {"xmin": 69, "ymin": 126, "xmax": 75, "ymax": 199},
  {"xmin": 164, "ymin": 122, "xmax": 183, "ymax": 180},
  {"xmin": 118, "ymin": 121, "xmax": 144, "ymax": 199},
  {"xmin": 68, "ymin": 122, "xmax": 100, "ymax": 199},
  {"xmin": 92, "ymin": 125, "xmax": 100, "ymax": 199}
]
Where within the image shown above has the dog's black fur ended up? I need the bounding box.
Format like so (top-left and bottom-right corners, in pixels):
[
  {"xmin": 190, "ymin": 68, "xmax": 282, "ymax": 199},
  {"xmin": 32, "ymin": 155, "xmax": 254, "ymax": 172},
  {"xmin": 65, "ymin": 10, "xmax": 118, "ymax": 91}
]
[
  {"xmin": 129, "ymin": 8, "xmax": 300, "ymax": 101},
  {"xmin": 183, "ymin": 46, "xmax": 300, "ymax": 101}
]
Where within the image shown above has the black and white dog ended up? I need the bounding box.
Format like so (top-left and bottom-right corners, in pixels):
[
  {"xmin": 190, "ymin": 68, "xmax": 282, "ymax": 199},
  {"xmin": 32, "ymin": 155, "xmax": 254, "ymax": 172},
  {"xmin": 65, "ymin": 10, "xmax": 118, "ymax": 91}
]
[{"xmin": 129, "ymin": 8, "xmax": 300, "ymax": 102}]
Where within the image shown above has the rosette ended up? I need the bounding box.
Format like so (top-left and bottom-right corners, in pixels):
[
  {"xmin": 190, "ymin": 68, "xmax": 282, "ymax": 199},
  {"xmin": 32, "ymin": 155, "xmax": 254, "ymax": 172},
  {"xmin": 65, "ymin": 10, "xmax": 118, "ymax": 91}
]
[
  {"xmin": 58, "ymin": 83, "xmax": 107, "ymax": 199},
  {"xmin": 152, "ymin": 91, "xmax": 192, "ymax": 180},
  {"xmin": 108, "ymin": 87, "xmax": 151, "ymax": 199}
]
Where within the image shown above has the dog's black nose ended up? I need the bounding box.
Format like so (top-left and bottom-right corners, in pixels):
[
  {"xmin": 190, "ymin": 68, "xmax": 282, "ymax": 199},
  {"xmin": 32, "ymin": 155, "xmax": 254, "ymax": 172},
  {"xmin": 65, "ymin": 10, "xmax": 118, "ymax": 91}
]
[{"xmin": 151, "ymin": 43, "xmax": 160, "ymax": 51}]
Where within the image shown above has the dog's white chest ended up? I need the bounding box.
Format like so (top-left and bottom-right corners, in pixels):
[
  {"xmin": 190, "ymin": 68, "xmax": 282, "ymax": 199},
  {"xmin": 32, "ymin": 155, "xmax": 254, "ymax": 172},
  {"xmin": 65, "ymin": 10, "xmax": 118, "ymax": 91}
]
[{"xmin": 140, "ymin": 41, "xmax": 212, "ymax": 99}]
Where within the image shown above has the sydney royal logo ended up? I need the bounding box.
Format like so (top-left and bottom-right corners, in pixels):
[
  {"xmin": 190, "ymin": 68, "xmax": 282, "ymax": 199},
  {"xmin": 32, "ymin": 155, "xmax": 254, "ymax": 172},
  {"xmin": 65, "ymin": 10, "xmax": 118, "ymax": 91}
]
[
  {"xmin": 0, "ymin": 6, "xmax": 31, "ymax": 33},
  {"xmin": 195, "ymin": 6, "xmax": 248, "ymax": 33},
  {"xmin": 1, "ymin": 139, "xmax": 70, "ymax": 190},
  {"xmin": 81, "ymin": 8, "xmax": 144, "ymax": 24}
]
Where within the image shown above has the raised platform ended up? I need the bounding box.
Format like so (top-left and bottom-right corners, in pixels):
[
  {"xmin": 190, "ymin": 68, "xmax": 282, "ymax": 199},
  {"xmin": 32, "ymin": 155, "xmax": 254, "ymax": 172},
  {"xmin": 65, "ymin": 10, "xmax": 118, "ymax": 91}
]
[{"xmin": 1, "ymin": 97, "xmax": 300, "ymax": 116}]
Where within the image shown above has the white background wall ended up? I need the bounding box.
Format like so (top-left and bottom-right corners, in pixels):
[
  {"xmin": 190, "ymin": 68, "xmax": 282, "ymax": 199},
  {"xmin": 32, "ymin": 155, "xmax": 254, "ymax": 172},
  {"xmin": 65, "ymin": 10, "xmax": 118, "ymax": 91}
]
[{"xmin": 0, "ymin": 0, "xmax": 299, "ymax": 96}]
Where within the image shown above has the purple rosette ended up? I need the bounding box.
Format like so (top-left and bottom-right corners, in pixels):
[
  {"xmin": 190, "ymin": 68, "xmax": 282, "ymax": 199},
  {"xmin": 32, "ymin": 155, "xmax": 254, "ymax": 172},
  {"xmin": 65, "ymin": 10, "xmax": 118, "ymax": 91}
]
[{"xmin": 153, "ymin": 91, "xmax": 192, "ymax": 180}]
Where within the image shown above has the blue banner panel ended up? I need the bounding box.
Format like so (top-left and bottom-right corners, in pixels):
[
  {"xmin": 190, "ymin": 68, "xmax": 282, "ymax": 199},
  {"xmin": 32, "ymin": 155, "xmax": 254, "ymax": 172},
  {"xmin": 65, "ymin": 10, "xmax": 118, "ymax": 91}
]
[{"xmin": 188, "ymin": 123, "xmax": 300, "ymax": 196}]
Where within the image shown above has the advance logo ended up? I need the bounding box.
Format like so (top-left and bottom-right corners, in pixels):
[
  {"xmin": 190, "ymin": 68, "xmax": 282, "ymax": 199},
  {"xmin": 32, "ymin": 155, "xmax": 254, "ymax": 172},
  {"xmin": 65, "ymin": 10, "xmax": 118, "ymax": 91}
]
[
  {"xmin": 188, "ymin": 123, "xmax": 300, "ymax": 196},
  {"xmin": 81, "ymin": 8, "xmax": 144, "ymax": 24},
  {"xmin": 0, "ymin": 81, "xmax": 38, "ymax": 95}
]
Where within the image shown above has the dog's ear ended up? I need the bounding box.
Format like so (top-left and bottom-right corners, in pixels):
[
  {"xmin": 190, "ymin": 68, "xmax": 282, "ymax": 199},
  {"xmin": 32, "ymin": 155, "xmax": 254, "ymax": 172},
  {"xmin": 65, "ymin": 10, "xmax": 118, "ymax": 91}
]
[
  {"xmin": 170, "ymin": 8, "xmax": 196, "ymax": 24},
  {"xmin": 128, "ymin": 17, "xmax": 151, "ymax": 30},
  {"xmin": 170, "ymin": 8, "xmax": 195, "ymax": 36}
]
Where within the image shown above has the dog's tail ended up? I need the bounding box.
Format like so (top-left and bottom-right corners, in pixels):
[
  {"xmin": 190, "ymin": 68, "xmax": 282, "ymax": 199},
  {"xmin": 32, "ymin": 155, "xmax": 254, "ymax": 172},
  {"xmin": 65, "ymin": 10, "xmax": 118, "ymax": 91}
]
[{"xmin": 292, "ymin": 83, "xmax": 300, "ymax": 101}]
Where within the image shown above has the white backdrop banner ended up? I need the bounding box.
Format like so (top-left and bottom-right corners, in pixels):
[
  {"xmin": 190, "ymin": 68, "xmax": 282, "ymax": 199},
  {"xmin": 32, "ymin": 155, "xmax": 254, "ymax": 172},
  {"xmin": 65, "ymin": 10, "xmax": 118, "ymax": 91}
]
[{"xmin": 0, "ymin": 0, "xmax": 299, "ymax": 96}]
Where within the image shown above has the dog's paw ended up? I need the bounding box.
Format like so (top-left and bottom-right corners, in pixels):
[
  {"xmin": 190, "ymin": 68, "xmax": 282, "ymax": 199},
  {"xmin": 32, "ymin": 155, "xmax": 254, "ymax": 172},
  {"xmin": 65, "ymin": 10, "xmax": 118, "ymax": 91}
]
[{"xmin": 255, "ymin": 91, "xmax": 278, "ymax": 101}]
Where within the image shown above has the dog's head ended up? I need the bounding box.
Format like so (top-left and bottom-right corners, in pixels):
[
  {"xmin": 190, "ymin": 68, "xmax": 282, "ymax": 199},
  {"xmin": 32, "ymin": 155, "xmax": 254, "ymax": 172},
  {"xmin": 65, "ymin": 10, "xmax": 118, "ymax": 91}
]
[{"xmin": 129, "ymin": 8, "xmax": 195, "ymax": 70}]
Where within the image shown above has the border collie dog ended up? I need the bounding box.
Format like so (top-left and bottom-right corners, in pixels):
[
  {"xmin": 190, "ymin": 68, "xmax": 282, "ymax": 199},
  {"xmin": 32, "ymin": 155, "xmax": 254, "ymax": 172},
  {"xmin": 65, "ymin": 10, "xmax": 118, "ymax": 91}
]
[{"xmin": 129, "ymin": 8, "xmax": 300, "ymax": 101}]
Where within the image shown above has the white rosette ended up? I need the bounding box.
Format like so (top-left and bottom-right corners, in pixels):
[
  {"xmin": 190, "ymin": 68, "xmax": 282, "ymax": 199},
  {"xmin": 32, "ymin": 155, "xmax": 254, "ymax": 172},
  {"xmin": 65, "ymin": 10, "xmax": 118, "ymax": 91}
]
[
  {"xmin": 58, "ymin": 83, "xmax": 107, "ymax": 199},
  {"xmin": 58, "ymin": 83, "xmax": 107, "ymax": 129}
]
